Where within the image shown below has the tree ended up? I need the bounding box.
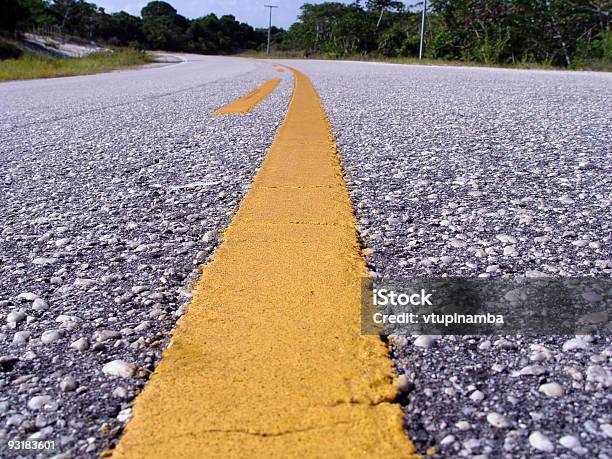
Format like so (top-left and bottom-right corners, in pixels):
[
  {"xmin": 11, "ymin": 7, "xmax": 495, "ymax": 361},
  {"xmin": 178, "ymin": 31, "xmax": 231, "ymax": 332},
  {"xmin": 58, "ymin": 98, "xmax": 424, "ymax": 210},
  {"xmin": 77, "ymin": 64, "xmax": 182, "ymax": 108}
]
[
  {"xmin": 140, "ymin": 1, "xmax": 188, "ymax": 50},
  {"xmin": 47, "ymin": 0, "xmax": 100, "ymax": 37},
  {"xmin": 0, "ymin": 0, "xmax": 608, "ymax": 66},
  {"xmin": 288, "ymin": 2, "xmax": 375, "ymax": 55},
  {"xmin": 1, "ymin": 0, "xmax": 35, "ymax": 31},
  {"xmin": 97, "ymin": 11, "xmax": 143, "ymax": 46},
  {"xmin": 366, "ymin": 0, "xmax": 404, "ymax": 29},
  {"xmin": 141, "ymin": 1, "xmax": 177, "ymax": 18},
  {"xmin": 187, "ymin": 14, "xmax": 220, "ymax": 53}
]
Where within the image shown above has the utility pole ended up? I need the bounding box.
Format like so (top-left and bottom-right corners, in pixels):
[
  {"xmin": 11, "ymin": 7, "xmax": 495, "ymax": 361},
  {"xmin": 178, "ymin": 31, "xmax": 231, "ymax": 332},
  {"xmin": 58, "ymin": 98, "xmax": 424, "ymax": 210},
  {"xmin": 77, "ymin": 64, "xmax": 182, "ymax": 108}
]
[
  {"xmin": 264, "ymin": 5, "xmax": 278, "ymax": 56},
  {"xmin": 418, "ymin": 0, "xmax": 427, "ymax": 60}
]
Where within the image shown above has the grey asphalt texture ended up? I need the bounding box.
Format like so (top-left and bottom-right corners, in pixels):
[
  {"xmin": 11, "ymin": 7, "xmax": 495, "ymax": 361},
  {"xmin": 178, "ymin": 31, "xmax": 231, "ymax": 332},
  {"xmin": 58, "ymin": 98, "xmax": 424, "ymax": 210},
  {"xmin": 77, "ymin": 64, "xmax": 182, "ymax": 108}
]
[
  {"xmin": 0, "ymin": 55, "xmax": 292, "ymax": 457},
  {"xmin": 284, "ymin": 60, "xmax": 611, "ymax": 458},
  {"xmin": 1, "ymin": 55, "xmax": 610, "ymax": 458}
]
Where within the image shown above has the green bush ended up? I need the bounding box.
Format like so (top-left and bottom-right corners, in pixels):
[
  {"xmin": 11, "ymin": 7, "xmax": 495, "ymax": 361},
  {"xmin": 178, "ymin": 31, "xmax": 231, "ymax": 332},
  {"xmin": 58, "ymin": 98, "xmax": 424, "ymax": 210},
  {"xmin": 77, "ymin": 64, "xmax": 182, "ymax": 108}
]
[
  {"xmin": 377, "ymin": 26, "xmax": 405, "ymax": 57},
  {"xmin": 0, "ymin": 41, "xmax": 23, "ymax": 60},
  {"xmin": 571, "ymin": 30, "xmax": 612, "ymax": 70},
  {"xmin": 0, "ymin": 48, "xmax": 151, "ymax": 81}
]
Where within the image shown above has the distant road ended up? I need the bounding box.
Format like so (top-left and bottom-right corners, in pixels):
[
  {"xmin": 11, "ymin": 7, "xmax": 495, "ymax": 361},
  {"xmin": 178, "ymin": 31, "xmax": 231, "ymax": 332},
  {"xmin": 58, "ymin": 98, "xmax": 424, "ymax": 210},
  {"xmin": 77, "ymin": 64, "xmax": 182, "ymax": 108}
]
[{"xmin": 0, "ymin": 54, "xmax": 261, "ymax": 130}]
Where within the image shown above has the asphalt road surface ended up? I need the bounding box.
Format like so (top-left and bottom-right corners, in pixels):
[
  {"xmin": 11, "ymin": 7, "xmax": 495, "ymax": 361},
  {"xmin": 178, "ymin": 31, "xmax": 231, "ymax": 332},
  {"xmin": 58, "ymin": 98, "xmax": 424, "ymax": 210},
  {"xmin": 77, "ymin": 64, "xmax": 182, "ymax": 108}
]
[
  {"xmin": 0, "ymin": 55, "xmax": 293, "ymax": 457},
  {"xmin": 287, "ymin": 60, "xmax": 612, "ymax": 458},
  {"xmin": 1, "ymin": 56, "xmax": 610, "ymax": 458}
]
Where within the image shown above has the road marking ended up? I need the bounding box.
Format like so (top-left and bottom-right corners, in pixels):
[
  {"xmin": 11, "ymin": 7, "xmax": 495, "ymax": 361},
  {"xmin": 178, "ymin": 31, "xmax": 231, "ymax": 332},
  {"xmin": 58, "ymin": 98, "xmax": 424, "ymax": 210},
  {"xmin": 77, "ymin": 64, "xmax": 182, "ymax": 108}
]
[
  {"xmin": 213, "ymin": 78, "xmax": 280, "ymax": 115},
  {"xmin": 111, "ymin": 66, "xmax": 417, "ymax": 458}
]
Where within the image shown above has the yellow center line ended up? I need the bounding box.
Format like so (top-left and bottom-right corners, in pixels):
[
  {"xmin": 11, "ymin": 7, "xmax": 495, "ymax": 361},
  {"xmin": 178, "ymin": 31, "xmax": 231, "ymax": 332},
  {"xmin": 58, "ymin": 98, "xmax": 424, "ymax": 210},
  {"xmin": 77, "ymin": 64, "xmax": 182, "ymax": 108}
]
[
  {"xmin": 213, "ymin": 78, "xmax": 280, "ymax": 115},
  {"xmin": 110, "ymin": 65, "xmax": 418, "ymax": 458}
]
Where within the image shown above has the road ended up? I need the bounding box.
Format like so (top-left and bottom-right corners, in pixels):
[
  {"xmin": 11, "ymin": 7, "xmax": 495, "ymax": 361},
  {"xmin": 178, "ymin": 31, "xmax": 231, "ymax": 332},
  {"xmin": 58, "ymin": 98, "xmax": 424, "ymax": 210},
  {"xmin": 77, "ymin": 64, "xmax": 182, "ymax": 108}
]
[
  {"xmin": 0, "ymin": 55, "xmax": 292, "ymax": 457},
  {"xmin": 0, "ymin": 55, "xmax": 610, "ymax": 458},
  {"xmin": 292, "ymin": 60, "xmax": 612, "ymax": 457}
]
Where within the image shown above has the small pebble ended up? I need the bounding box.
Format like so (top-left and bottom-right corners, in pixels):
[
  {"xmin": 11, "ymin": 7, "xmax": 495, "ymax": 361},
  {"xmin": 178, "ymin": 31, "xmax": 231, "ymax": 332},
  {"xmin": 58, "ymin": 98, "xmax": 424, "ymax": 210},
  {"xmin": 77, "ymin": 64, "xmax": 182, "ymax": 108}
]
[
  {"xmin": 511, "ymin": 365, "xmax": 546, "ymax": 377},
  {"xmin": 529, "ymin": 431, "xmax": 554, "ymax": 452},
  {"xmin": 487, "ymin": 412, "xmax": 510, "ymax": 428},
  {"xmin": 32, "ymin": 298, "xmax": 48, "ymax": 311},
  {"xmin": 456, "ymin": 420, "xmax": 471, "ymax": 431},
  {"xmin": 70, "ymin": 337, "xmax": 89, "ymax": 351},
  {"xmin": 395, "ymin": 374, "xmax": 411, "ymax": 393},
  {"xmin": 60, "ymin": 376, "xmax": 77, "ymax": 392},
  {"xmin": 41, "ymin": 330, "xmax": 62, "ymax": 344},
  {"xmin": 470, "ymin": 390, "xmax": 485, "ymax": 402},
  {"xmin": 17, "ymin": 292, "xmax": 38, "ymax": 302},
  {"xmin": 440, "ymin": 434, "xmax": 455, "ymax": 447},
  {"xmin": 539, "ymin": 382, "xmax": 565, "ymax": 397},
  {"xmin": 27, "ymin": 395, "xmax": 51, "ymax": 411},
  {"xmin": 562, "ymin": 338, "xmax": 590, "ymax": 351},
  {"xmin": 6, "ymin": 310, "xmax": 26, "ymax": 324},
  {"xmin": 585, "ymin": 365, "xmax": 612, "ymax": 387},
  {"xmin": 559, "ymin": 435, "xmax": 588, "ymax": 455},
  {"xmin": 414, "ymin": 335, "xmax": 439, "ymax": 348},
  {"xmin": 13, "ymin": 331, "xmax": 30, "ymax": 344},
  {"xmin": 102, "ymin": 360, "xmax": 136, "ymax": 378}
]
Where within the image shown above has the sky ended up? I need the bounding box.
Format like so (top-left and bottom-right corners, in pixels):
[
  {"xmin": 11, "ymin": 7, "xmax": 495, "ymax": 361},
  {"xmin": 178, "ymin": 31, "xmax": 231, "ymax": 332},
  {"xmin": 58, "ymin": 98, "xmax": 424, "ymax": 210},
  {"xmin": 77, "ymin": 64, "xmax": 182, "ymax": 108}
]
[{"xmin": 93, "ymin": 0, "xmax": 354, "ymax": 29}]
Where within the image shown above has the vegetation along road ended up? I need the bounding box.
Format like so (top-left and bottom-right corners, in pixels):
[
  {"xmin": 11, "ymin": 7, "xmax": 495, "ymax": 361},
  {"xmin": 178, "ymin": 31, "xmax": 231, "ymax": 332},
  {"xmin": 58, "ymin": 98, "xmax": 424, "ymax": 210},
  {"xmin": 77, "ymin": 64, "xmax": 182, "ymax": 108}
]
[{"xmin": 0, "ymin": 53, "xmax": 611, "ymax": 458}]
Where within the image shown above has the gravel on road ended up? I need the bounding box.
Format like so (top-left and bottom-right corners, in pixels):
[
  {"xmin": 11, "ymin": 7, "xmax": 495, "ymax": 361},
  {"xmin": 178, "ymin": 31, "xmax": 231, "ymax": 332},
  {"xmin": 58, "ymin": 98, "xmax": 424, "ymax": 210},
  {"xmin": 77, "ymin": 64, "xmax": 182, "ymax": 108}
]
[
  {"xmin": 285, "ymin": 60, "xmax": 612, "ymax": 458},
  {"xmin": 0, "ymin": 55, "xmax": 291, "ymax": 457},
  {"xmin": 2, "ymin": 55, "xmax": 610, "ymax": 458}
]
